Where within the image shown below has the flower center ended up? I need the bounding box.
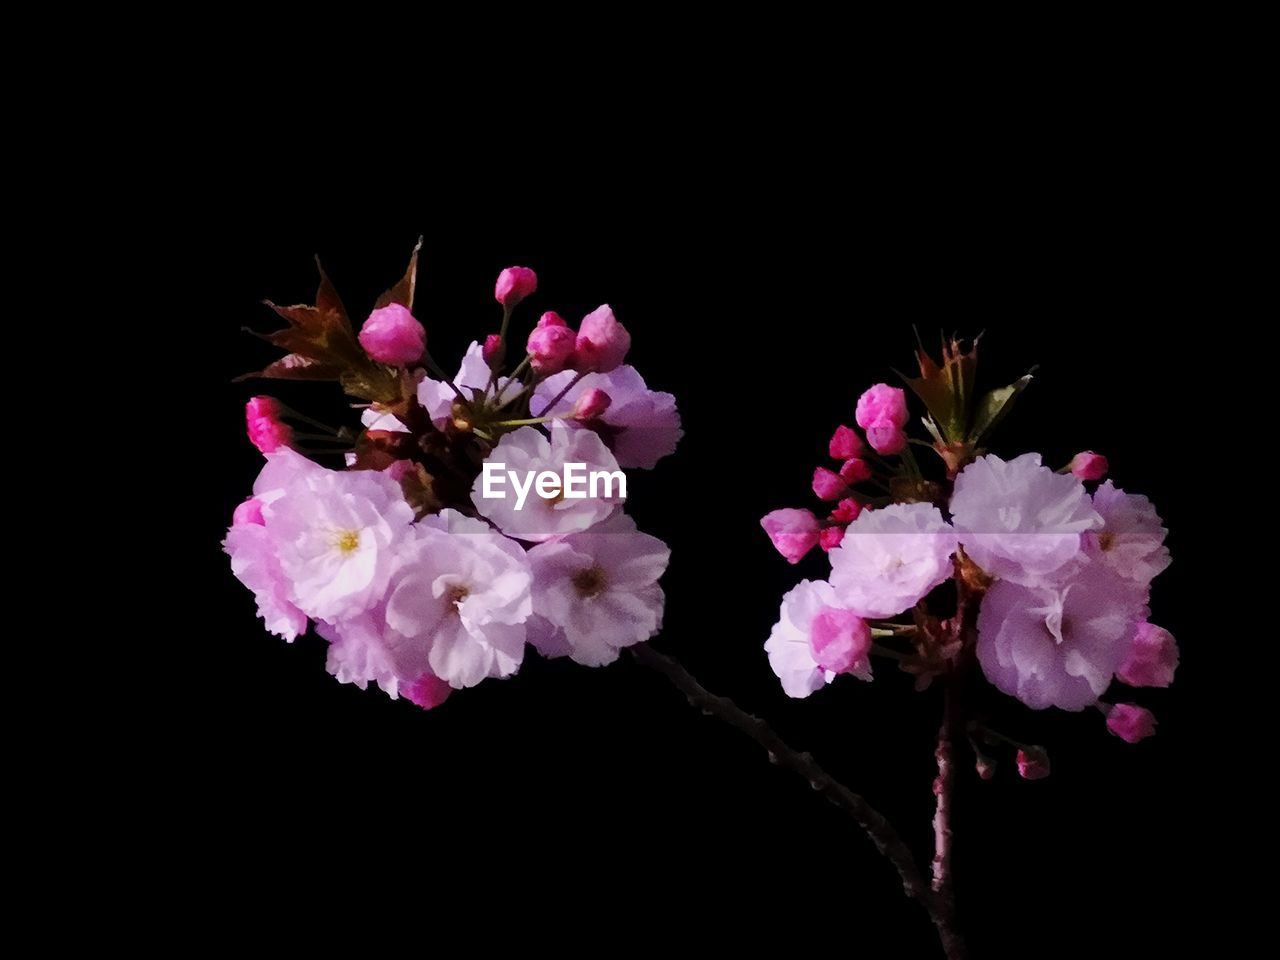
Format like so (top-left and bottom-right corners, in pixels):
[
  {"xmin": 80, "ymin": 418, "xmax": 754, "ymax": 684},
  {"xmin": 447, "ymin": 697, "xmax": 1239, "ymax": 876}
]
[
  {"xmin": 1098, "ymin": 531, "xmax": 1116, "ymax": 552},
  {"xmin": 446, "ymin": 584, "xmax": 470, "ymax": 608},
  {"xmin": 540, "ymin": 479, "xmax": 566, "ymax": 505},
  {"xmin": 334, "ymin": 529, "xmax": 361, "ymax": 554},
  {"xmin": 572, "ymin": 565, "xmax": 608, "ymax": 598}
]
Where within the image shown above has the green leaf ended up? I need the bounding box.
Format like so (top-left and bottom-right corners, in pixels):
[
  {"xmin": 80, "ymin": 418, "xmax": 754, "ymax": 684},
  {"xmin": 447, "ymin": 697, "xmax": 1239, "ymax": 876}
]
[{"xmin": 970, "ymin": 373, "xmax": 1034, "ymax": 443}]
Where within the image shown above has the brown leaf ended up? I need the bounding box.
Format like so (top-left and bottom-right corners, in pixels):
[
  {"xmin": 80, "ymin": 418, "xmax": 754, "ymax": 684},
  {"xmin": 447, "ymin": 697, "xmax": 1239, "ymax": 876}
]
[
  {"xmin": 374, "ymin": 237, "xmax": 424, "ymax": 311},
  {"xmin": 233, "ymin": 353, "xmax": 341, "ymax": 382}
]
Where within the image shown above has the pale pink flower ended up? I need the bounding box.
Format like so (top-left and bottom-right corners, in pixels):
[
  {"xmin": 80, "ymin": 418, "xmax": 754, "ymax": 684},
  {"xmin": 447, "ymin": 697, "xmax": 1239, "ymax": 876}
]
[
  {"xmin": 224, "ymin": 521, "xmax": 308, "ymax": 642},
  {"xmin": 531, "ymin": 365, "xmax": 681, "ymax": 469},
  {"xmin": 358, "ymin": 303, "xmax": 426, "ymax": 366},
  {"xmin": 760, "ymin": 508, "xmax": 821, "ymax": 564},
  {"xmin": 976, "ymin": 562, "xmax": 1146, "ymax": 710},
  {"xmin": 829, "ymin": 424, "xmax": 862, "ymax": 460},
  {"xmin": 1086, "ymin": 481, "xmax": 1171, "ymax": 586},
  {"xmin": 418, "ymin": 341, "xmax": 512, "ymax": 428},
  {"xmin": 527, "ymin": 311, "xmax": 577, "ymax": 374},
  {"xmin": 1116, "ymin": 622, "xmax": 1179, "ymax": 688},
  {"xmin": 525, "ymin": 513, "xmax": 669, "ymax": 666},
  {"xmin": 495, "ymin": 266, "xmax": 537, "ymax": 308},
  {"xmin": 573, "ymin": 304, "xmax": 631, "ymax": 373},
  {"xmin": 951, "ymin": 453, "xmax": 1103, "ymax": 587},
  {"xmin": 765, "ymin": 580, "xmax": 870, "ymax": 698},
  {"xmin": 855, "ymin": 384, "xmax": 908, "ymax": 429},
  {"xmin": 829, "ymin": 503, "xmax": 957, "ymax": 619},
  {"xmin": 264, "ymin": 462, "xmax": 415, "ymax": 622},
  {"xmin": 1069, "ymin": 451, "xmax": 1109, "ymax": 481},
  {"xmin": 808, "ymin": 606, "xmax": 872, "ymax": 674},
  {"xmin": 1105, "ymin": 703, "xmax": 1157, "ymax": 743},
  {"xmin": 472, "ymin": 423, "xmax": 623, "ymax": 541}
]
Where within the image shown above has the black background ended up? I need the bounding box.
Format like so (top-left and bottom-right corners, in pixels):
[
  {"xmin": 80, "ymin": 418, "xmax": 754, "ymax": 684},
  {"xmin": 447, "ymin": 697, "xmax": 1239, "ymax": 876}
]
[{"xmin": 178, "ymin": 143, "xmax": 1231, "ymax": 957}]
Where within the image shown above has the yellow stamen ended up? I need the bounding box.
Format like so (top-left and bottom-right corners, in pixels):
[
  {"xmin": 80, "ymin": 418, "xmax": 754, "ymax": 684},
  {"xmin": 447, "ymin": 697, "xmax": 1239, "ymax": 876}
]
[{"xmin": 335, "ymin": 530, "xmax": 360, "ymax": 554}]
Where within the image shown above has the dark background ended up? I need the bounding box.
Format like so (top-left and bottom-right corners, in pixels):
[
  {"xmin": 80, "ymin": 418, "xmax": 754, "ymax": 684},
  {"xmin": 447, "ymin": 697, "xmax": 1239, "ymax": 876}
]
[{"xmin": 177, "ymin": 144, "xmax": 1231, "ymax": 957}]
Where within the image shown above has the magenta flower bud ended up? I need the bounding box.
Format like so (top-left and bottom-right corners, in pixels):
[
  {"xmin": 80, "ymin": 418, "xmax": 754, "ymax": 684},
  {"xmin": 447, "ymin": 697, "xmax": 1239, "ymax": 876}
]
[
  {"xmin": 232, "ymin": 497, "xmax": 265, "ymax": 527},
  {"xmin": 573, "ymin": 304, "xmax": 631, "ymax": 373},
  {"xmin": 494, "ymin": 266, "xmax": 538, "ymax": 308},
  {"xmin": 812, "ymin": 466, "xmax": 848, "ymax": 501},
  {"xmin": 1069, "ymin": 450, "xmax": 1109, "ymax": 481},
  {"xmin": 527, "ymin": 311, "xmax": 577, "ymax": 374},
  {"xmin": 830, "ymin": 498, "xmax": 862, "ymax": 525},
  {"xmin": 1016, "ymin": 747, "xmax": 1050, "ymax": 780},
  {"xmin": 855, "ymin": 383, "xmax": 909, "ymax": 430},
  {"xmin": 1105, "ymin": 703, "xmax": 1157, "ymax": 743},
  {"xmin": 403, "ymin": 672, "xmax": 452, "ymax": 711},
  {"xmin": 865, "ymin": 419, "xmax": 907, "ymax": 455},
  {"xmin": 482, "ymin": 333, "xmax": 504, "ymax": 367},
  {"xmin": 808, "ymin": 605, "xmax": 872, "ymax": 674},
  {"xmin": 838, "ymin": 458, "xmax": 873, "ymax": 485},
  {"xmin": 573, "ymin": 388, "xmax": 613, "ymax": 421},
  {"xmin": 818, "ymin": 526, "xmax": 845, "ymax": 551},
  {"xmin": 358, "ymin": 304, "xmax": 426, "ymax": 366},
  {"xmin": 1116, "ymin": 623, "xmax": 1179, "ymax": 688},
  {"xmin": 245, "ymin": 396, "xmax": 292, "ymax": 454},
  {"xmin": 829, "ymin": 424, "xmax": 863, "ymax": 460},
  {"xmin": 975, "ymin": 757, "xmax": 996, "ymax": 780},
  {"xmin": 760, "ymin": 508, "xmax": 821, "ymax": 564}
]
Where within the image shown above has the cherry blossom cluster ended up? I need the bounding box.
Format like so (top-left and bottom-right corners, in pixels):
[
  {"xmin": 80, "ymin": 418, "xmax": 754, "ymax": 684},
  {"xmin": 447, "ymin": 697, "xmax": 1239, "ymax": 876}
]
[
  {"xmin": 226, "ymin": 248, "xmax": 682, "ymax": 708},
  {"xmin": 761, "ymin": 339, "xmax": 1175, "ymax": 775}
]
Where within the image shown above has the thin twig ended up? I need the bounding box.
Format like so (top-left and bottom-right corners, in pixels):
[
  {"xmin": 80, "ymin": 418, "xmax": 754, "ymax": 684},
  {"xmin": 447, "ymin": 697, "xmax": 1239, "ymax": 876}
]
[{"xmin": 628, "ymin": 642, "xmax": 966, "ymax": 958}]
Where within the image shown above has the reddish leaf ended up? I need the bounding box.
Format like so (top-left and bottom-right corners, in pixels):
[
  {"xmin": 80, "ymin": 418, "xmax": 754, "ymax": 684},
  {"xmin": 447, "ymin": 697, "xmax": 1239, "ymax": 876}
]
[
  {"xmin": 233, "ymin": 353, "xmax": 341, "ymax": 382},
  {"xmin": 374, "ymin": 237, "xmax": 424, "ymax": 311}
]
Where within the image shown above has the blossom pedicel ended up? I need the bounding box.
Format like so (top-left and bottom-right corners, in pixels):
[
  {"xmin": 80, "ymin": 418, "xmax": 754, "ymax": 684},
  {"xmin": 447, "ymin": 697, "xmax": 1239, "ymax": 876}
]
[{"xmin": 227, "ymin": 244, "xmax": 680, "ymax": 707}]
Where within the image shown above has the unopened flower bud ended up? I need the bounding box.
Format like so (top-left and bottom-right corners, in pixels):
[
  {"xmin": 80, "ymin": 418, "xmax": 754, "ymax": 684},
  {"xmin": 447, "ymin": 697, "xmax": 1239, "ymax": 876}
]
[
  {"xmin": 830, "ymin": 498, "xmax": 862, "ymax": 524},
  {"xmin": 829, "ymin": 424, "xmax": 863, "ymax": 460},
  {"xmin": 573, "ymin": 388, "xmax": 612, "ymax": 421},
  {"xmin": 1104, "ymin": 703, "xmax": 1157, "ymax": 743},
  {"xmin": 482, "ymin": 333, "xmax": 504, "ymax": 367},
  {"xmin": 245, "ymin": 396, "xmax": 292, "ymax": 454},
  {"xmin": 527, "ymin": 312, "xmax": 576, "ymax": 374},
  {"xmin": 1116, "ymin": 623, "xmax": 1179, "ymax": 688},
  {"xmin": 1016, "ymin": 747, "xmax": 1050, "ymax": 780},
  {"xmin": 855, "ymin": 384, "xmax": 908, "ymax": 429},
  {"xmin": 495, "ymin": 266, "xmax": 537, "ymax": 308},
  {"xmin": 975, "ymin": 756, "xmax": 996, "ymax": 780},
  {"xmin": 760, "ymin": 508, "xmax": 821, "ymax": 564},
  {"xmin": 404, "ymin": 672, "xmax": 452, "ymax": 710},
  {"xmin": 865, "ymin": 419, "xmax": 907, "ymax": 455},
  {"xmin": 358, "ymin": 303, "xmax": 426, "ymax": 366},
  {"xmin": 812, "ymin": 466, "xmax": 847, "ymax": 501},
  {"xmin": 839, "ymin": 458, "xmax": 873, "ymax": 484},
  {"xmin": 573, "ymin": 304, "xmax": 631, "ymax": 373},
  {"xmin": 818, "ymin": 526, "xmax": 845, "ymax": 551},
  {"xmin": 1069, "ymin": 450, "xmax": 1109, "ymax": 481}
]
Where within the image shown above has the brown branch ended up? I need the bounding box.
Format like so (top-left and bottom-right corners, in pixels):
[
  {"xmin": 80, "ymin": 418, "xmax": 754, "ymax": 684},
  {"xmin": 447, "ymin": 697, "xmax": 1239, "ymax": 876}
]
[
  {"xmin": 628, "ymin": 642, "xmax": 966, "ymax": 959},
  {"xmin": 931, "ymin": 683, "xmax": 957, "ymax": 895}
]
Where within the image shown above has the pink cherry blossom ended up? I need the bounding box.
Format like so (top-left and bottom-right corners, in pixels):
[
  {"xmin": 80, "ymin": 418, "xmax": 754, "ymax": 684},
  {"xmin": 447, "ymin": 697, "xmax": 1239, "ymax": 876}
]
[
  {"xmin": 245, "ymin": 396, "xmax": 292, "ymax": 454},
  {"xmin": 812, "ymin": 467, "xmax": 847, "ymax": 501},
  {"xmin": 829, "ymin": 424, "xmax": 863, "ymax": 460},
  {"xmin": 263, "ymin": 460, "xmax": 415, "ymax": 622},
  {"xmin": 573, "ymin": 304, "xmax": 631, "ymax": 373},
  {"xmin": 828, "ymin": 503, "xmax": 957, "ymax": 619},
  {"xmin": 764, "ymin": 580, "xmax": 870, "ymax": 698},
  {"xmin": 358, "ymin": 303, "xmax": 426, "ymax": 366},
  {"xmin": 525, "ymin": 513, "xmax": 669, "ymax": 666},
  {"xmin": 572, "ymin": 388, "xmax": 612, "ymax": 421},
  {"xmin": 1086, "ymin": 481, "xmax": 1171, "ymax": 586},
  {"xmin": 1069, "ymin": 451, "xmax": 1109, "ymax": 481},
  {"xmin": 818, "ymin": 526, "xmax": 845, "ymax": 551},
  {"xmin": 1016, "ymin": 748, "xmax": 1050, "ymax": 780},
  {"xmin": 855, "ymin": 384, "xmax": 908, "ymax": 429},
  {"xmin": 839, "ymin": 458, "xmax": 872, "ymax": 484},
  {"xmin": 808, "ymin": 606, "xmax": 872, "ymax": 674},
  {"xmin": 495, "ymin": 266, "xmax": 537, "ymax": 308},
  {"xmin": 951, "ymin": 453, "xmax": 1103, "ymax": 587},
  {"xmin": 1105, "ymin": 703, "xmax": 1157, "ymax": 743},
  {"xmin": 864, "ymin": 419, "xmax": 907, "ymax": 456},
  {"xmin": 975, "ymin": 562, "xmax": 1146, "ymax": 710},
  {"xmin": 531, "ymin": 365, "xmax": 682, "ymax": 469},
  {"xmin": 761, "ymin": 508, "xmax": 821, "ymax": 564},
  {"xmin": 472, "ymin": 423, "xmax": 623, "ymax": 542},
  {"xmin": 527, "ymin": 311, "xmax": 577, "ymax": 374},
  {"xmin": 1116, "ymin": 622, "xmax": 1179, "ymax": 688},
  {"xmin": 223, "ymin": 521, "xmax": 307, "ymax": 642}
]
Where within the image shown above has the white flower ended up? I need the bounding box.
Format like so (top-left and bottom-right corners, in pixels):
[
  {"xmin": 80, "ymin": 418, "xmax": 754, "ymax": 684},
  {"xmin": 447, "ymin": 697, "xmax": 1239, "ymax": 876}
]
[
  {"xmin": 950, "ymin": 453, "xmax": 1102, "ymax": 586},
  {"xmin": 764, "ymin": 580, "xmax": 871, "ymax": 698},
  {"xmin": 525, "ymin": 513, "xmax": 669, "ymax": 666},
  {"xmin": 264, "ymin": 462, "xmax": 414, "ymax": 622},
  {"xmin": 976, "ymin": 561, "xmax": 1146, "ymax": 710},
  {"xmin": 472, "ymin": 423, "xmax": 623, "ymax": 542},
  {"xmin": 1086, "ymin": 481, "xmax": 1171, "ymax": 586},
  {"xmin": 828, "ymin": 503, "xmax": 957, "ymax": 619}
]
